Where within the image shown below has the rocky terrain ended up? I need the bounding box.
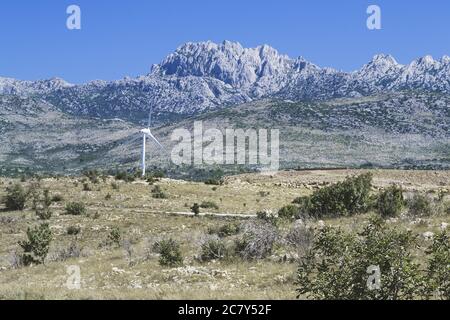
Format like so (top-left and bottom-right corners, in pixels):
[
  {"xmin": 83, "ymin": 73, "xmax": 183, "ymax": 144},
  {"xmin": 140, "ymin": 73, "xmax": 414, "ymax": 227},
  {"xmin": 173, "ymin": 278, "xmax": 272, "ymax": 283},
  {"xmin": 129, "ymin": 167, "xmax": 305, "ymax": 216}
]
[{"xmin": 1, "ymin": 41, "xmax": 450, "ymax": 121}]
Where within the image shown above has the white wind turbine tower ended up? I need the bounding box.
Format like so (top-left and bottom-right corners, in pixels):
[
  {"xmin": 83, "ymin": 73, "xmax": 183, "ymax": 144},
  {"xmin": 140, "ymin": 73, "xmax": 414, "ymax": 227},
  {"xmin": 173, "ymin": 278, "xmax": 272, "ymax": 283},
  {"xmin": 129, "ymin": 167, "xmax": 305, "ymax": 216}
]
[{"xmin": 140, "ymin": 106, "xmax": 164, "ymax": 177}]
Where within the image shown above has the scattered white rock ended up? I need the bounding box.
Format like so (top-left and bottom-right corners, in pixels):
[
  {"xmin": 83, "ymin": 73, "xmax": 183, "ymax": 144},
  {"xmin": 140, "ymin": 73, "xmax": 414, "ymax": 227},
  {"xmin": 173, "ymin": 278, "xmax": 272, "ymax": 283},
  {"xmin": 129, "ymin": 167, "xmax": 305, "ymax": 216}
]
[{"xmin": 422, "ymin": 231, "xmax": 435, "ymax": 240}]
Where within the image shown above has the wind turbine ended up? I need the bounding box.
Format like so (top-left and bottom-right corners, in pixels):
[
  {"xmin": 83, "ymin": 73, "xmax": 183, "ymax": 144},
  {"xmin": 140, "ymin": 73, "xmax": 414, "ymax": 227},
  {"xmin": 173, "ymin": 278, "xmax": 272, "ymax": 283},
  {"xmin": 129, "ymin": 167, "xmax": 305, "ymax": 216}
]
[{"xmin": 140, "ymin": 106, "xmax": 164, "ymax": 177}]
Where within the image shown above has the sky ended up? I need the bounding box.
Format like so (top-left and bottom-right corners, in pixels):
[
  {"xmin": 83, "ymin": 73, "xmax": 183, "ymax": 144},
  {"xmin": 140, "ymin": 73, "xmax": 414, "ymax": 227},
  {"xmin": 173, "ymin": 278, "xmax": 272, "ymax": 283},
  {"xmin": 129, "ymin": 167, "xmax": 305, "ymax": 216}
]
[{"xmin": 0, "ymin": 0, "xmax": 449, "ymax": 84}]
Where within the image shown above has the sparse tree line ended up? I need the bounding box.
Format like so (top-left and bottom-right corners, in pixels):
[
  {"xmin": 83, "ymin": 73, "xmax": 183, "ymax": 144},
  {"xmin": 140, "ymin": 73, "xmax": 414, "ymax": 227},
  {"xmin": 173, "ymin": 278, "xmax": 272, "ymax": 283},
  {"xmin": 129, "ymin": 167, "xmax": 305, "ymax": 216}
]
[{"xmin": 1, "ymin": 172, "xmax": 449, "ymax": 300}]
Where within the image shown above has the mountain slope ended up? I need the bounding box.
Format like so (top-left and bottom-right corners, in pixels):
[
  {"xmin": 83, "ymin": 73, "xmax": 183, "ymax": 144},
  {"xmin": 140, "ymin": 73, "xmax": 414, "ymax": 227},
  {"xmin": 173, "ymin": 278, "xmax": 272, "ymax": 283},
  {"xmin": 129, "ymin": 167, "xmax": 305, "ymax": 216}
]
[{"xmin": 1, "ymin": 91, "xmax": 448, "ymax": 176}]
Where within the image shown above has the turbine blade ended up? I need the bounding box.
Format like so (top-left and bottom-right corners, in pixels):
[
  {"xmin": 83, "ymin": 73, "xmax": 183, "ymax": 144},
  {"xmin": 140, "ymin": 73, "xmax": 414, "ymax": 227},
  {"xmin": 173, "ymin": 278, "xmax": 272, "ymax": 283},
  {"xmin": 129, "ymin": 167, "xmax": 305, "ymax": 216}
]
[
  {"xmin": 148, "ymin": 106, "xmax": 153, "ymax": 128},
  {"xmin": 146, "ymin": 132, "xmax": 164, "ymax": 149}
]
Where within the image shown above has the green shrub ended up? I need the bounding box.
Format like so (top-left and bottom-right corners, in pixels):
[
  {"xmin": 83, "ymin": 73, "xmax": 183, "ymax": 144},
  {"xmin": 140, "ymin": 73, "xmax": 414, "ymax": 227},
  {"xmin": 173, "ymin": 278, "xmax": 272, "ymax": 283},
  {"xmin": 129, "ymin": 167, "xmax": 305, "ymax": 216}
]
[
  {"xmin": 33, "ymin": 189, "xmax": 52, "ymax": 220},
  {"xmin": 107, "ymin": 227, "xmax": 121, "ymax": 247},
  {"xmin": 407, "ymin": 193, "xmax": 433, "ymax": 217},
  {"xmin": 256, "ymin": 210, "xmax": 278, "ymax": 225},
  {"xmin": 376, "ymin": 185, "xmax": 404, "ymax": 217},
  {"xmin": 422, "ymin": 231, "xmax": 449, "ymax": 300},
  {"xmin": 205, "ymin": 178, "xmax": 223, "ymax": 186},
  {"xmin": 115, "ymin": 171, "xmax": 135, "ymax": 182},
  {"xmin": 307, "ymin": 173, "xmax": 373, "ymax": 218},
  {"xmin": 208, "ymin": 223, "xmax": 240, "ymax": 238},
  {"xmin": 191, "ymin": 203, "xmax": 200, "ymax": 216},
  {"xmin": 278, "ymin": 205, "xmax": 299, "ymax": 221},
  {"xmin": 19, "ymin": 223, "xmax": 52, "ymax": 266},
  {"xmin": 200, "ymin": 238, "xmax": 228, "ymax": 261},
  {"xmin": 111, "ymin": 182, "xmax": 120, "ymax": 190},
  {"xmin": 152, "ymin": 185, "xmax": 168, "ymax": 199},
  {"xmin": 153, "ymin": 238, "xmax": 183, "ymax": 267},
  {"xmin": 200, "ymin": 201, "xmax": 219, "ymax": 210},
  {"xmin": 296, "ymin": 216, "xmax": 422, "ymax": 300},
  {"xmin": 3, "ymin": 184, "xmax": 27, "ymax": 211},
  {"xmin": 65, "ymin": 202, "xmax": 86, "ymax": 216},
  {"xmin": 67, "ymin": 226, "xmax": 81, "ymax": 236}
]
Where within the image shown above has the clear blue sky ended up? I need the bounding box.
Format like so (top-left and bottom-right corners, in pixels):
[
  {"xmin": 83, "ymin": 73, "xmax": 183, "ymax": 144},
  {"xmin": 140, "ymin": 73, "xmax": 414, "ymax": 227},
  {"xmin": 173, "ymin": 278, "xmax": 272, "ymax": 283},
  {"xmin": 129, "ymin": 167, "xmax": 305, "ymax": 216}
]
[{"xmin": 1, "ymin": 0, "xmax": 449, "ymax": 83}]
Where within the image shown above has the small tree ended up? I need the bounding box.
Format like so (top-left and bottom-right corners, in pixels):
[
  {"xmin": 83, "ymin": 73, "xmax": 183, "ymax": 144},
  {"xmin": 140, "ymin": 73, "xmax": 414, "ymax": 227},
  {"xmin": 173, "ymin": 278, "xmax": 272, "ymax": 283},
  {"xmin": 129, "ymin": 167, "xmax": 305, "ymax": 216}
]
[
  {"xmin": 153, "ymin": 238, "xmax": 183, "ymax": 267},
  {"xmin": 3, "ymin": 184, "xmax": 27, "ymax": 211},
  {"xmin": 377, "ymin": 185, "xmax": 404, "ymax": 217},
  {"xmin": 108, "ymin": 227, "xmax": 122, "ymax": 247},
  {"xmin": 19, "ymin": 223, "xmax": 52, "ymax": 266},
  {"xmin": 191, "ymin": 203, "xmax": 200, "ymax": 216},
  {"xmin": 422, "ymin": 231, "xmax": 449, "ymax": 300},
  {"xmin": 296, "ymin": 216, "xmax": 422, "ymax": 300}
]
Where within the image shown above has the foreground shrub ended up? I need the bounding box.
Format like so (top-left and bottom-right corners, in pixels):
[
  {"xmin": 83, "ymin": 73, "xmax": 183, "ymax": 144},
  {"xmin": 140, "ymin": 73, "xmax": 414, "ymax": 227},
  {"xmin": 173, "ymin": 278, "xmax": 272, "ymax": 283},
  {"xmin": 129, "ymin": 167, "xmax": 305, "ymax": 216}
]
[
  {"xmin": 65, "ymin": 202, "xmax": 86, "ymax": 216},
  {"xmin": 422, "ymin": 231, "xmax": 449, "ymax": 300},
  {"xmin": 296, "ymin": 217, "xmax": 422, "ymax": 300},
  {"xmin": 19, "ymin": 223, "xmax": 52, "ymax": 266},
  {"xmin": 376, "ymin": 185, "xmax": 404, "ymax": 217},
  {"xmin": 200, "ymin": 237, "xmax": 228, "ymax": 262},
  {"xmin": 3, "ymin": 184, "xmax": 27, "ymax": 211},
  {"xmin": 306, "ymin": 173, "xmax": 373, "ymax": 219},
  {"xmin": 278, "ymin": 205, "xmax": 299, "ymax": 221},
  {"xmin": 153, "ymin": 238, "xmax": 183, "ymax": 267},
  {"xmin": 407, "ymin": 193, "xmax": 433, "ymax": 217}
]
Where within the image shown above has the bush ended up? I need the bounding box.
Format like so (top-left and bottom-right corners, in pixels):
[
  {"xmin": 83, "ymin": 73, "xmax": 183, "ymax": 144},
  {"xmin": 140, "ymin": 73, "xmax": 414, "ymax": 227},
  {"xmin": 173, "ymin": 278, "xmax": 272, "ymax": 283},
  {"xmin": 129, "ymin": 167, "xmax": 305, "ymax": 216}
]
[
  {"xmin": 208, "ymin": 223, "xmax": 240, "ymax": 238},
  {"xmin": 200, "ymin": 201, "xmax": 219, "ymax": 210},
  {"xmin": 3, "ymin": 184, "xmax": 27, "ymax": 211},
  {"xmin": 19, "ymin": 223, "xmax": 52, "ymax": 266},
  {"xmin": 67, "ymin": 226, "xmax": 81, "ymax": 236},
  {"xmin": 153, "ymin": 238, "xmax": 183, "ymax": 267},
  {"xmin": 200, "ymin": 238, "xmax": 228, "ymax": 261},
  {"xmin": 278, "ymin": 205, "xmax": 299, "ymax": 221},
  {"xmin": 422, "ymin": 231, "xmax": 449, "ymax": 300},
  {"xmin": 234, "ymin": 221, "xmax": 279, "ymax": 260},
  {"xmin": 307, "ymin": 173, "xmax": 373, "ymax": 218},
  {"xmin": 111, "ymin": 182, "xmax": 120, "ymax": 190},
  {"xmin": 65, "ymin": 202, "xmax": 86, "ymax": 216},
  {"xmin": 107, "ymin": 227, "xmax": 122, "ymax": 247},
  {"xmin": 151, "ymin": 185, "xmax": 168, "ymax": 199},
  {"xmin": 407, "ymin": 193, "xmax": 433, "ymax": 217},
  {"xmin": 191, "ymin": 203, "xmax": 200, "ymax": 215},
  {"xmin": 115, "ymin": 171, "xmax": 135, "ymax": 182},
  {"xmin": 204, "ymin": 178, "xmax": 223, "ymax": 186},
  {"xmin": 376, "ymin": 185, "xmax": 404, "ymax": 217},
  {"xmin": 296, "ymin": 216, "xmax": 422, "ymax": 300},
  {"xmin": 32, "ymin": 188, "xmax": 52, "ymax": 220},
  {"xmin": 82, "ymin": 183, "xmax": 92, "ymax": 192}
]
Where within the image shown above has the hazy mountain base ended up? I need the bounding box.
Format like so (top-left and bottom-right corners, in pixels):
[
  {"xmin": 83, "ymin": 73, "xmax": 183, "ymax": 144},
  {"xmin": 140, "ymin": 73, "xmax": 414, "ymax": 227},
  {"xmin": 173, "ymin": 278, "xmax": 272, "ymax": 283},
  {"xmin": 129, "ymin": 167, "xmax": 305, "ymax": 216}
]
[{"xmin": 0, "ymin": 91, "xmax": 449, "ymax": 177}]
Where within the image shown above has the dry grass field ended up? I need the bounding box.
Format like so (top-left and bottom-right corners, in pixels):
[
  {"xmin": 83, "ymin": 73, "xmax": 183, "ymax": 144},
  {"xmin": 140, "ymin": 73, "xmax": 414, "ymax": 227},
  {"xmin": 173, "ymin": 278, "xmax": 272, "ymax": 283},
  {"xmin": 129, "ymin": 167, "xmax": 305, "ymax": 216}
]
[{"xmin": 0, "ymin": 169, "xmax": 448, "ymax": 300}]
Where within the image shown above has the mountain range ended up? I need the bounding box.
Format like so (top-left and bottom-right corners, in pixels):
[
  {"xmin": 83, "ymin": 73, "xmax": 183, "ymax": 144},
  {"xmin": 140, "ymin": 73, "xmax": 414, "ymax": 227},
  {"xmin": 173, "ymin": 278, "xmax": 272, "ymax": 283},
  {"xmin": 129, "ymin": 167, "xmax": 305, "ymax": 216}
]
[
  {"xmin": 0, "ymin": 41, "xmax": 449, "ymax": 176},
  {"xmin": 2, "ymin": 40, "xmax": 450, "ymax": 123}
]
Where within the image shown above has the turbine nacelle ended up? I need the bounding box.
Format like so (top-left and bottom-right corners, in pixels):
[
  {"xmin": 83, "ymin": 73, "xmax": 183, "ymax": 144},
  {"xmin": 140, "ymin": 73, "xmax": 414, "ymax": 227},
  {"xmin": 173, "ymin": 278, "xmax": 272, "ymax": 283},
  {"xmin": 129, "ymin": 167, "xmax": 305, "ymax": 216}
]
[{"xmin": 140, "ymin": 128, "xmax": 152, "ymax": 135}]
